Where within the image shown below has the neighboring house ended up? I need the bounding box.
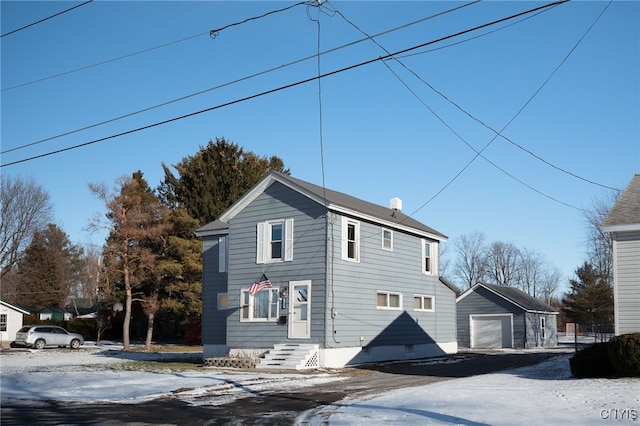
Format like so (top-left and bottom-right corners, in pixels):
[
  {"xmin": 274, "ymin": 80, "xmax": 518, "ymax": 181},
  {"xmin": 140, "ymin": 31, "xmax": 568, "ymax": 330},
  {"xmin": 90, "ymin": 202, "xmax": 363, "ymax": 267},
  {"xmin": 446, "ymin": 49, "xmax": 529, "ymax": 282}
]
[
  {"xmin": 602, "ymin": 174, "xmax": 640, "ymax": 335},
  {"xmin": 456, "ymin": 283, "xmax": 558, "ymax": 349},
  {"xmin": 196, "ymin": 171, "xmax": 458, "ymax": 368},
  {"xmin": 39, "ymin": 306, "xmax": 73, "ymax": 321},
  {"xmin": 0, "ymin": 300, "xmax": 31, "ymax": 347}
]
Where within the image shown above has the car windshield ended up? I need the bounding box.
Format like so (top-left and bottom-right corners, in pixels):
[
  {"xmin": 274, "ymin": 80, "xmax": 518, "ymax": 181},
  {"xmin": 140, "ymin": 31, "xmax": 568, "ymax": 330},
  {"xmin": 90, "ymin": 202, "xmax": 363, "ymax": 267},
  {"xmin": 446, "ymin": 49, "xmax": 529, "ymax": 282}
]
[{"xmin": 18, "ymin": 326, "xmax": 31, "ymax": 332}]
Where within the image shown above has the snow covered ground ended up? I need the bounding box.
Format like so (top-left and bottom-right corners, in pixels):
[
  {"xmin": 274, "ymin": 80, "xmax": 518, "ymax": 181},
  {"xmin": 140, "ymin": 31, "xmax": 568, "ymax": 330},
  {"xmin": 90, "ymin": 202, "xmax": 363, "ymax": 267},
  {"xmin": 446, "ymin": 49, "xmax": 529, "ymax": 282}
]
[{"xmin": 1, "ymin": 341, "xmax": 638, "ymax": 425}]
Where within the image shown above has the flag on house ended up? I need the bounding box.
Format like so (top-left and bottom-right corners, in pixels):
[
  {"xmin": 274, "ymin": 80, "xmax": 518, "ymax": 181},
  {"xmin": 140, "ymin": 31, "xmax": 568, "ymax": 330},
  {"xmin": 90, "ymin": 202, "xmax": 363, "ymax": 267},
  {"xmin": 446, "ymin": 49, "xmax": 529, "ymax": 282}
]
[{"xmin": 249, "ymin": 274, "xmax": 272, "ymax": 296}]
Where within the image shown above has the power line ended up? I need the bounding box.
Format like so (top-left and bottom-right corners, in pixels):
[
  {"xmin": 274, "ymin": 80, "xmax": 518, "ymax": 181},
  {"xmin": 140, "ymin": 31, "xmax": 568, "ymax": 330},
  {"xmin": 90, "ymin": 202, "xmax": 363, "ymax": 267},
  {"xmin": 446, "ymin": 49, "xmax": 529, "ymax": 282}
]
[
  {"xmin": 331, "ymin": 0, "xmax": 616, "ymax": 199},
  {"xmin": 2, "ymin": 1, "xmax": 311, "ymax": 92},
  {"xmin": 1, "ymin": 0, "xmax": 569, "ymax": 168},
  {"xmin": 1, "ymin": 0, "xmax": 93, "ymax": 38},
  {"xmin": 328, "ymin": 0, "xmax": 588, "ymax": 213},
  {"xmin": 2, "ymin": 4, "xmax": 493, "ymax": 156}
]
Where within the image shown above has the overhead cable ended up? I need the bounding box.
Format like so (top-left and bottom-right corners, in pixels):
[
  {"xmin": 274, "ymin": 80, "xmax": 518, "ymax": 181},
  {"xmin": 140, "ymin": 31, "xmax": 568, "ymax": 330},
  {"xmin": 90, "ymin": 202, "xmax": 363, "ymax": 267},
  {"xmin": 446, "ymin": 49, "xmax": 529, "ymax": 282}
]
[
  {"xmin": 330, "ymin": 0, "xmax": 616, "ymax": 197},
  {"xmin": 1, "ymin": 0, "xmax": 93, "ymax": 38},
  {"xmin": 2, "ymin": 2, "xmax": 490, "ymax": 156},
  {"xmin": 1, "ymin": 0, "xmax": 568, "ymax": 168},
  {"xmin": 2, "ymin": 1, "xmax": 310, "ymax": 92}
]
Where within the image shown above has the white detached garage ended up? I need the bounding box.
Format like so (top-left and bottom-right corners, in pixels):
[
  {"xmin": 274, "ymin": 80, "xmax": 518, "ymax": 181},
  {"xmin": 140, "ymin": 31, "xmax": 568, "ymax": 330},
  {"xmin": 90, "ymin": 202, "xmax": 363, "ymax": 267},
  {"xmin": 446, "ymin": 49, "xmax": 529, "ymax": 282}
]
[{"xmin": 457, "ymin": 283, "xmax": 558, "ymax": 349}]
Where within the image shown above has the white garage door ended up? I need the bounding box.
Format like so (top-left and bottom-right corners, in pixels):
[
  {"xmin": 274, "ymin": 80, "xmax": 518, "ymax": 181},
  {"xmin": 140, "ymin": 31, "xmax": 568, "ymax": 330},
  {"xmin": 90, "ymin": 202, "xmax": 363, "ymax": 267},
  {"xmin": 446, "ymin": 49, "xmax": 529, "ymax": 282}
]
[{"xmin": 470, "ymin": 314, "xmax": 513, "ymax": 348}]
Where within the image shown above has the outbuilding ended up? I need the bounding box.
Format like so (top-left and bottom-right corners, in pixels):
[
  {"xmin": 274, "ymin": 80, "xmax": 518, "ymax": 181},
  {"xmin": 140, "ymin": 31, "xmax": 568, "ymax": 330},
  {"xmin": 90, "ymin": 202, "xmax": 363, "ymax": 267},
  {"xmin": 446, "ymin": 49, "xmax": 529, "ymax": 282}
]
[
  {"xmin": 0, "ymin": 299, "xmax": 31, "ymax": 347},
  {"xmin": 457, "ymin": 283, "xmax": 558, "ymax": 349}
]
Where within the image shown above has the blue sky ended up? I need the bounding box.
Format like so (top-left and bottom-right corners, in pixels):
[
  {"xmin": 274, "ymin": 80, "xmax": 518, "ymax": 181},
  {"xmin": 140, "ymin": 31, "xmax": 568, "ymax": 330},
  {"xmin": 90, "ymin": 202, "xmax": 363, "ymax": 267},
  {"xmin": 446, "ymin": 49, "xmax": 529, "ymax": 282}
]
[{"xmin": 2, "ymin": 1, "xmax": 638, "ymax": 294}]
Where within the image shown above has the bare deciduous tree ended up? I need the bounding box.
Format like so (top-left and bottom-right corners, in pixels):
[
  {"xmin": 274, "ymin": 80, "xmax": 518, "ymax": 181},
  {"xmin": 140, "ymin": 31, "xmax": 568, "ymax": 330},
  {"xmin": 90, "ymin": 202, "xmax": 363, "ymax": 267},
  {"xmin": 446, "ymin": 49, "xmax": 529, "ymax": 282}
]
[
  {"xmin": 0, "ymin": 175, "xmax": 53, "ymax": 278},
  {"xmin": 485, "ymin": 241, "xmax": 521, "ymax": 287},
  {"xmin": 453, "ymin": 231, "xmax": 488, "ymax": 289},
  {"xmin": 583, "ymin": 192, "xmax": 618, "ymax": 284}
]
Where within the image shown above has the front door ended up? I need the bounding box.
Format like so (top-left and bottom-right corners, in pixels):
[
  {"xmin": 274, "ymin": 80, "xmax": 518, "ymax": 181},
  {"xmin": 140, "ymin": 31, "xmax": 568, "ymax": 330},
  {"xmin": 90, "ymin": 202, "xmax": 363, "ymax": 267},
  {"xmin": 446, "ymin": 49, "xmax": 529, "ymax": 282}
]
[{"xmin": 288, "ymin": 280, "xmax": 311, "ymax": 339}]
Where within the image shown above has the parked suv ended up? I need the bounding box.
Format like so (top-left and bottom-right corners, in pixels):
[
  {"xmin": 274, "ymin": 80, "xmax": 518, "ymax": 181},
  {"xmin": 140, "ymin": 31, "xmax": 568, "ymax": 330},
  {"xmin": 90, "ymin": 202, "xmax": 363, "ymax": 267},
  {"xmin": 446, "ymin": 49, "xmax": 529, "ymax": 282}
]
[{"xmin": 14, "ymin": 325, "xmax": 84, "ymax": 349}]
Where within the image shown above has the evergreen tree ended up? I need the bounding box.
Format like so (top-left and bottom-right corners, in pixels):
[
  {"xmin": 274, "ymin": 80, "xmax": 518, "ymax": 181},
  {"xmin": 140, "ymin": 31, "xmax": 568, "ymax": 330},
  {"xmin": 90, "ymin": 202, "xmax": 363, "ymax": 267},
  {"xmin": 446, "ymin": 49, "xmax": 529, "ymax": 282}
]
[
  {"xmin": 562, "ymin": 261, "xmax": 614, "ymax": 325},
  {"xmin": 12, "ymin": 224, "xmax": 84, "ymax": 310},
  {"xmin": 159, "ymin": 138, "xmax": 288, "ymax": 226}
]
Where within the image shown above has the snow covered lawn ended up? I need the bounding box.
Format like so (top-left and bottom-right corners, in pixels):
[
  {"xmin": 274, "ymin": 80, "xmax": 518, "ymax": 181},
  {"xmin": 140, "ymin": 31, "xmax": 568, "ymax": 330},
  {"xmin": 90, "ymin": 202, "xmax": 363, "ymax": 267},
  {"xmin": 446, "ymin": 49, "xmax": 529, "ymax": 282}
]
[
  {"xmin": 303, "ymin": 354, "xmax": 639, "ymax": 425},
  {"xmin": 1, "ymin": 342, "xmax": 638, "ymax": 425}
]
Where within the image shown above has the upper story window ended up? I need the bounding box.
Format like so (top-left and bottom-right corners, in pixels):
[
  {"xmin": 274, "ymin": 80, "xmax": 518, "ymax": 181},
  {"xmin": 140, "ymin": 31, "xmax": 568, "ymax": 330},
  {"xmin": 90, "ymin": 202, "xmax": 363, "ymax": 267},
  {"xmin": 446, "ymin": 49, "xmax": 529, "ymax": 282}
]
[
  {"xmin": 382, "ymin": 228, "xmax": 393, "ymax": 251},
  {"xmin": 240, "ymin": 287, "xmax": 280, "ymax": 322},
  {"xmin": 257, "ymin": 219, "xmax": 293, "ymax": 264},
  {"xmin": 341, "ymin": 218, "xmax": 360, "ymax": 262},
  {"xmin": 422, "ymin": 239, "xmax": 438, "ymax": 275}
]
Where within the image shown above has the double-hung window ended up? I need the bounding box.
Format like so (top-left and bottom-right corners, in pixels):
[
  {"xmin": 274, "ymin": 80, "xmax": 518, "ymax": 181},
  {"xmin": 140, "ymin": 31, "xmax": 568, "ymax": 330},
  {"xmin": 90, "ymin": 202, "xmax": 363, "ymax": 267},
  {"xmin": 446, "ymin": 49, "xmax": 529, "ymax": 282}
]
[
  {"xmin": 257, "ymin": 219, "xmax": 293, "ymax": 264},
  {"xmin": 421, "ymin": 239, "xmax": 438, "ymax": 275},
  {"xmin": 414, "ymin": 294, "xmax": 435, "ymax": 312},
  {"xmin": 240, "ymin": 287, "xmax": 280, "ymax": 321},
  {"xmin": 341, "ymin": 218, "xmax": 360, "ymax": 262},
  {"xmin": 382, "ymin": 229, "xmax": 393, "ymax": 251},
  {"xmin": 376, "ymin": 291, "xmax": 402, "ymax": 309},
  {"xmin": 0, "ymin": 314, "xmax": 6, "ymax": 332}
]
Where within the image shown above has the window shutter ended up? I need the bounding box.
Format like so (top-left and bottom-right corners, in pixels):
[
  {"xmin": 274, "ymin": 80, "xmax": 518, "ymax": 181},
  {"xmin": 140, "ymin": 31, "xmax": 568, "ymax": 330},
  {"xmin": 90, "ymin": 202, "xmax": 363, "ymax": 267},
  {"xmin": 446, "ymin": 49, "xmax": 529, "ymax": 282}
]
[
  {"xmin": 341, "ymin": 217, "xmax": 348, "ymax": 260},
  {"xmin": 284, "ymin": 218, "xmax": 294, "ymax": 261},
  {"xmin": 256, "ymin": 222, "xmax": 266, "ymax": 264},
  {"xmin": 218, "ymin": 236, "xmax": 227, "ymax": 273}
]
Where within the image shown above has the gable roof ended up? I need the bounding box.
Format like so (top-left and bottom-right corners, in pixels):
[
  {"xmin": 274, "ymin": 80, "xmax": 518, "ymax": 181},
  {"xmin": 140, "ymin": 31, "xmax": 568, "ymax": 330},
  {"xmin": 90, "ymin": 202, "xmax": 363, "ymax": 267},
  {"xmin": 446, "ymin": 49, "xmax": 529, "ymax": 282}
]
[
  {"xmin": 457, "ymin": 283, "xmax": 558, "ymax": 314},
  {"xmin": 0, "ymin": 299, "xmax": 31, "ymax": 315},
  {"xmin": 602, "ymin": 174, "xmax": 640, "ymax": 232},
  {"xmin": 197, "ymin": 171, "xmax": 447, "ymax": 241}
]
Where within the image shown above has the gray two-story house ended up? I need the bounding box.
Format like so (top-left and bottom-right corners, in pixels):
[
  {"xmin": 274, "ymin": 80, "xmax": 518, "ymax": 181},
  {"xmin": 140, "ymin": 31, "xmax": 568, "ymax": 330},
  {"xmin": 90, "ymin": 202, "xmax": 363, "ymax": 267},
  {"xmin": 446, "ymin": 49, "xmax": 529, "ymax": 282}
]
[{"xmin": 196, "ymin": 171, "xmax": 458, "ymax": 368}]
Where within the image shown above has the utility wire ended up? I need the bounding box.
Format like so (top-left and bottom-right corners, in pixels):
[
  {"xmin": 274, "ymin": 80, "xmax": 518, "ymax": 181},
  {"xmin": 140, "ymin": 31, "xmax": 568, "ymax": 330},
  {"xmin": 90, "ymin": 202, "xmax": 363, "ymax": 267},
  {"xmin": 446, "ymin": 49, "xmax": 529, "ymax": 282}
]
[
  {"xmin": 2, "ymin": 3, "xmax": 489, "ymax": 156},
  {"xmin": 330, "ymin": 0, "xmax": 617, "ymax": 198},
  {"xmin": 1, "ymin": 0, "xmax": 568, "ymax": 168},
  {"xmin": 210, "ymin": 1, "xmax": 310, "ymax": 38},
  {"xmin": 408, "ymin": 1, "xmax": 615, "ymax": 214},
  {"xmin": 2, "ymin": 1, "xmax": 310, "ymax": 92},
  {"xmin": 328, "ymin": 0, "xmax": 586, "ymax": 214},
  {"xmin": 1, "ymin": 31, "xmax": 208, "ymax": 92},
  {"xmin": 1, "ymin": 0, "xmax": 93, "ymax": 38}
]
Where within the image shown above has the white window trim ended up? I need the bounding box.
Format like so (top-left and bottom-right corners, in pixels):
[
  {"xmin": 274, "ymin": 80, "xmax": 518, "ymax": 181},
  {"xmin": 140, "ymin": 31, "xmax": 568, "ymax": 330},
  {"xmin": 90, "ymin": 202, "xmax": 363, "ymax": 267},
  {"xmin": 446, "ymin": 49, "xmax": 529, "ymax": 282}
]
[
  {"xmin": 413, "ymin": 294, "xmax": 435, "ymax": 312},
  {"xmin": 341, "ymin": 217, "xmax": 360, "ymax": 262},
  {"xmin": 376, "ymin": 290, "xmax": 402, "ymax": 310},
  {"xmin": 382, "ymin": 228, "xmax": 393, "ymax": 251},
  {"xmin": 541, "ymin": 316, "xmax": 546, "ymax": 340},
  {"xmin": 421, "ymin": 239, "xmax": 438, "ymax": 275},
  {"xmin": 240, "ymin": 287, "xmax": 280, "ymax": 322},
  {"xmin": 257, "ymin": 219, "xmax": 293, "ymax": 264}
]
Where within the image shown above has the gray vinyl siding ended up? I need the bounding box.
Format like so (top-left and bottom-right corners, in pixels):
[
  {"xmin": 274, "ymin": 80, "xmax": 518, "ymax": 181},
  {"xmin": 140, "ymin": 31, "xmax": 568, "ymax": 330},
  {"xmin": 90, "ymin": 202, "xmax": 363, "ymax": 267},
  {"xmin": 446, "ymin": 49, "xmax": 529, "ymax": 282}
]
[
  {"xmin": 457, "ymin": 287, "xmax": 526, "ymax": 348},
  {"xmin": 613, "ymin": 231, "xmax": 640, "ymax": 334},
  {"xmin": 201, "ymin": 236, "xmax": 228, "ymax": 345},
  {"xmin": 525, "ymin": 312, "xmax": 558, "ymax": 348},
  {"xmin": 325, "ymin": 211, "xmax": 456, "ymax": 350},
  {"xmin": 226, "ymin": 182, "xmax": 327, "ymax": 349}
]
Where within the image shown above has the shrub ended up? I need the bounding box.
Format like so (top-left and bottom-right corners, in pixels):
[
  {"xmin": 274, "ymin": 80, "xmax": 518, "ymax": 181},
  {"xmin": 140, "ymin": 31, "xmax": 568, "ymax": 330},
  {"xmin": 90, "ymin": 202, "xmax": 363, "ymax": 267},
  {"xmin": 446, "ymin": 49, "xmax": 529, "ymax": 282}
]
[
  {"xmin": 608, "ymin": 333, "xmax": 640, "ymax": 377},
  {"xmin": 569, "ymin": 342, "xmax": 615, "ymax": 378}
]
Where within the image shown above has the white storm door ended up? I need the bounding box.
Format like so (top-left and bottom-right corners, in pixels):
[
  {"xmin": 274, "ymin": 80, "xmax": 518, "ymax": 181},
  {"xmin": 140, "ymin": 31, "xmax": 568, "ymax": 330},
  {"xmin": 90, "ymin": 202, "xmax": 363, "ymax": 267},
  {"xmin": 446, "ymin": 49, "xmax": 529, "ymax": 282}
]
[{"xmin": 288, "ymin": 280, "xmax": 311, "ymax": 339}]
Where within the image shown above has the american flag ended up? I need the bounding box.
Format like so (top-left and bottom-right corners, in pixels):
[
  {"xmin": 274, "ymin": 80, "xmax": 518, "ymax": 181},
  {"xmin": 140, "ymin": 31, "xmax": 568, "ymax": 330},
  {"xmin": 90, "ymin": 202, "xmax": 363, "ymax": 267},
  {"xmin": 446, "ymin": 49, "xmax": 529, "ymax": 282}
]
[{"xmin": 249, "ymin": 276, "xmax": 272, "ymax": 296}]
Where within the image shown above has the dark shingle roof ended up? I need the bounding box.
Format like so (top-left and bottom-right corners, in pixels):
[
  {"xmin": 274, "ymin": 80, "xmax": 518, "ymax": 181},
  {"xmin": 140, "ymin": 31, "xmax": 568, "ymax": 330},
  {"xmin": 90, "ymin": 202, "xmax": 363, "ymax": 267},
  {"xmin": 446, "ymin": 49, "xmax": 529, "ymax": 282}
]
[
  {"xmin": 603, "ymin": 174, "xmax": 640, "ymax": 227},
  {"xmin": 278, "ymin": 172, "xmax": 446, "ymax": 239},
  {"xmin": 480, "ymin": 283, "xmax": 557, "ymax": 313},
  {"xmin": 197, "ymin": 171, "xmax": 446, "ymax": 239}
]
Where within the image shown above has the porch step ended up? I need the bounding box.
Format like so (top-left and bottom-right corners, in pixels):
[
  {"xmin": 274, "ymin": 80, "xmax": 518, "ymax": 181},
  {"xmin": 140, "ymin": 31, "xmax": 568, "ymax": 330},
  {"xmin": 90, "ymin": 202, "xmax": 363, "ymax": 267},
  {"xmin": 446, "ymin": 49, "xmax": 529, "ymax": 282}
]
[{"xmin": 256, "ymin": 344, "xmax": 319, "ymax": 370}]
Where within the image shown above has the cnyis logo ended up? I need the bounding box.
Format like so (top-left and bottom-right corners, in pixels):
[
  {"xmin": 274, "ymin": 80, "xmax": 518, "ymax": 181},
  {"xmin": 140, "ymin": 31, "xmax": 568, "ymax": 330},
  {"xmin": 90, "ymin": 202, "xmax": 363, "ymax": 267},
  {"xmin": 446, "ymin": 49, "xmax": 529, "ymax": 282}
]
[{"xmin": 600, "ymin": 408, "xmax": 638, "ymax": 421}]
